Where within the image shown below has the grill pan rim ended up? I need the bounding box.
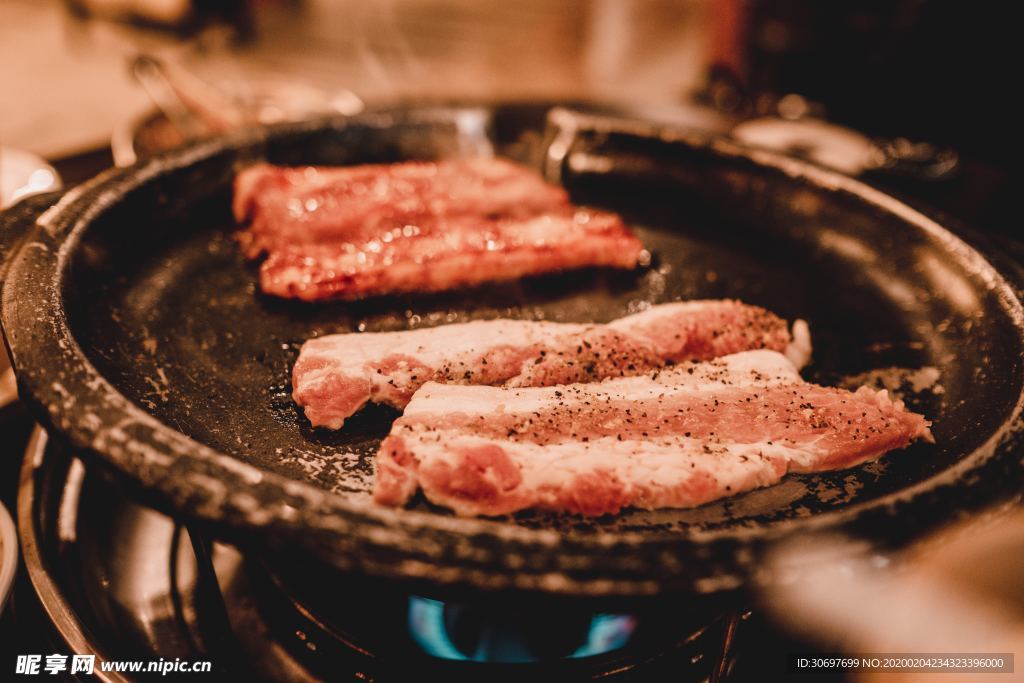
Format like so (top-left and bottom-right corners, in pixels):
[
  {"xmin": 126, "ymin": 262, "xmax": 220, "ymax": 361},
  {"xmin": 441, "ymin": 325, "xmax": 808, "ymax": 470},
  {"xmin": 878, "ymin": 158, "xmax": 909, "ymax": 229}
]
[{"xmin": 2, "ymin": 105, "xmax": 1022, "ymax": 596}]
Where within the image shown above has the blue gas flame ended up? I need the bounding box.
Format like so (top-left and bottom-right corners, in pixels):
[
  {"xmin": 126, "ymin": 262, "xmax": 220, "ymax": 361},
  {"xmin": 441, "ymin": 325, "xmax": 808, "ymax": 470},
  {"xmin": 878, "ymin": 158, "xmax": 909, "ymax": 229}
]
[{"xmin": 407, "ymin": 596, "xmax": 638, "ymax": 662}]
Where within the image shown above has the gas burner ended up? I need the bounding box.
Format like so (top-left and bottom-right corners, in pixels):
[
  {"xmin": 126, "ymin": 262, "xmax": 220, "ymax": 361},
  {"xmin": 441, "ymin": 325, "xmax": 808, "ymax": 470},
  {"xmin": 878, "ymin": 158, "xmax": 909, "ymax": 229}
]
[
  {"xmin": 248, "ymin": 551, "xmax": 732, "ymax": 681},
  {"xmin": 17, "ymin": 427, "xmax": 742, "ymax": 681}
]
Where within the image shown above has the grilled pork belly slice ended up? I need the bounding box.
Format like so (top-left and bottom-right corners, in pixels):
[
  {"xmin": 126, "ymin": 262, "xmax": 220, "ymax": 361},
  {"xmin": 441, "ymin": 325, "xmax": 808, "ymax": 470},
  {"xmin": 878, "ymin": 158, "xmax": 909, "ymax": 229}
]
[
  {"xmin": 258, "ymin": 208, "xmax": 640, "ymax": 301},
  {"xmin": 234, "ymin": 158, "xmax": 644, "ymax": 300},
  {"xmin": 293, "ymin": 300, "xmax": 808, "ymax": 429},
  {"xmin": 373, "ymin": 350, "xmax": 932, "ymax": 516},
  {"xmin": 234, "ymin": 159, "xmax": 570, "ymax": 255}
]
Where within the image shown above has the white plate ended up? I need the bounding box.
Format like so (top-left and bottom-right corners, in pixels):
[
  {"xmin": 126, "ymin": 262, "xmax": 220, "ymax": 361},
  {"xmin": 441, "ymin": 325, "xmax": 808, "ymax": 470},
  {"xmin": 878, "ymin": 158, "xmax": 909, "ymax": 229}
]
[
  {"xmin": 0, "ymin": 146, "xmax": 61, "ymax": 209},
  {"xmin": 0, "ymin": 501, "xmax": 16, "ymax": 612}
]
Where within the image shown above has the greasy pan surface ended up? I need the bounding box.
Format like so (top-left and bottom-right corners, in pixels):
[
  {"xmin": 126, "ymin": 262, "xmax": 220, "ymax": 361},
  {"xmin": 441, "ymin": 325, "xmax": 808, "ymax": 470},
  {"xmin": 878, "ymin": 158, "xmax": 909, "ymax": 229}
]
[{"xmin": 2, "ymin": 105, "xmax": 1023, "ymax": 597}]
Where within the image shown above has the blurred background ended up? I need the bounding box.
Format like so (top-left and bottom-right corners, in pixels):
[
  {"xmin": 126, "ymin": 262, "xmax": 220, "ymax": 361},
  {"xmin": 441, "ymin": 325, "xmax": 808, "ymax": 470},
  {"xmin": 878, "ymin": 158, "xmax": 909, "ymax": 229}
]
[
  {"xmin": 1, "ymin": 0, "xmax": 1017, "ymax": 230},
  {"xmin": 1, "ymin": 2, "xmax": 1022, "ymax": 680}
]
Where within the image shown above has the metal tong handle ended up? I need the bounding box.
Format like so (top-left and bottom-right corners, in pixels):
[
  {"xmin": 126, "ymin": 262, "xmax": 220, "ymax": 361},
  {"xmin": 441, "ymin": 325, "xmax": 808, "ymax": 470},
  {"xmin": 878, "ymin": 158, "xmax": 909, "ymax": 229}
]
[{"xmin": 131, "ymin": 55, "xmax": 247, "ymax": 140}]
